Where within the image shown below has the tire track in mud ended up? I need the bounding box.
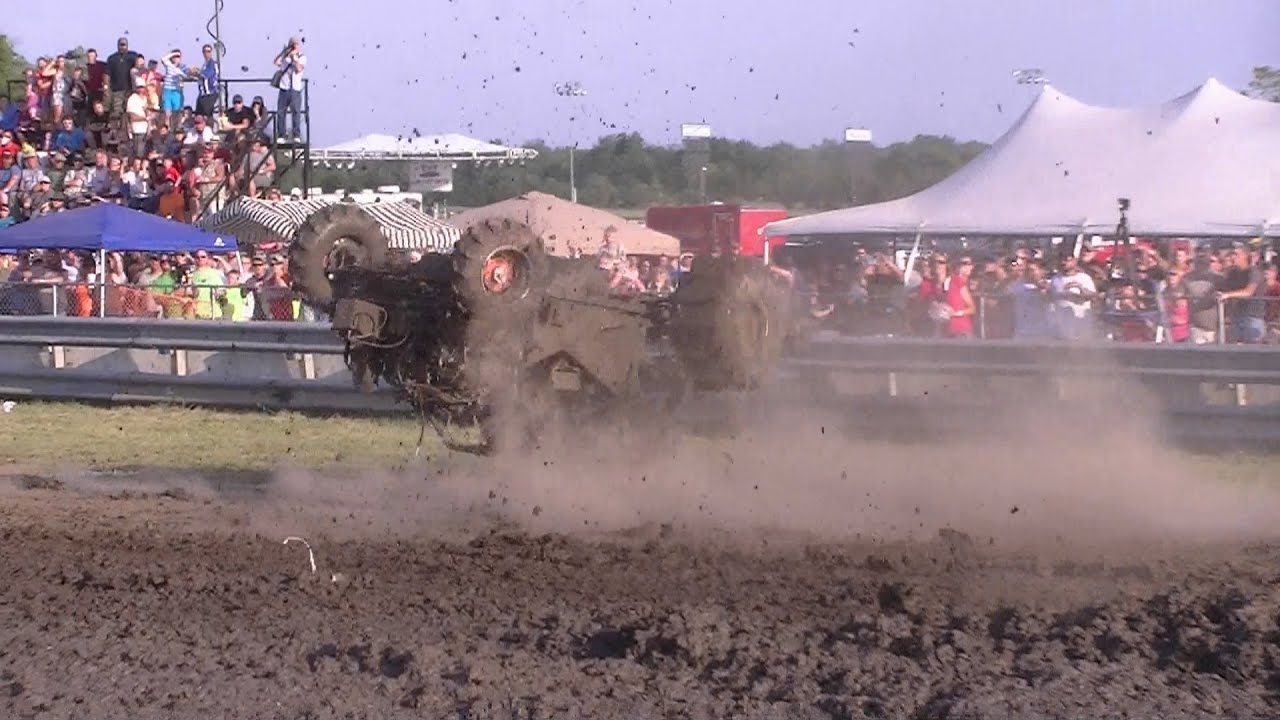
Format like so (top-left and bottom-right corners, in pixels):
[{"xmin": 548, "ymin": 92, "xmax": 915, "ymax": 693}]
[{"xmin": 2, "ymin": 485, "xmax": 1280, "ymax": 720}]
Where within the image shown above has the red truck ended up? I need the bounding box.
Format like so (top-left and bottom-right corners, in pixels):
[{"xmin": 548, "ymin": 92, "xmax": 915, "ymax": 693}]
[{"xmin": 644, "ymin": 204, "xmax": 787, "ymax": 258}]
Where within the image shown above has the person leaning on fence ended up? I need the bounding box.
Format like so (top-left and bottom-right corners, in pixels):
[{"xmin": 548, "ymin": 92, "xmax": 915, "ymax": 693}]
[{"xmin": 1217, "ymin": 242, "xmax": 1267, "ymax": 344}]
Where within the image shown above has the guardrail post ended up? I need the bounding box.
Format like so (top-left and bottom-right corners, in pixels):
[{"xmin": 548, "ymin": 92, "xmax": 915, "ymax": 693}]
[
  {"xmin": 1235, "ymin": 383, "xmax": 1248, "ymax": 407},
  {"xmin": 48, "ymin": 345, "xmax": 66, "ymax": 369},
  {"xmin": 170, "ymin": 348, "xmax": 189, "ymax": 377},
  {"xmin": 1217, "ymin": 298, "xmax": 1226, "ymax": 345},
  {"xmin": 887, "ymin": 372, "xmax": 898, "ymax": 397},
  {"xmin": 300, "ymin": 352, "xmax": 316, "ymax": 380}
]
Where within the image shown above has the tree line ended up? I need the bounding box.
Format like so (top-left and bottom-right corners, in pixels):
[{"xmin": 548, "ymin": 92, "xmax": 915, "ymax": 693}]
[{"xmin": 297, "ymin": 133, "xmax": 989, "ymax": 211}]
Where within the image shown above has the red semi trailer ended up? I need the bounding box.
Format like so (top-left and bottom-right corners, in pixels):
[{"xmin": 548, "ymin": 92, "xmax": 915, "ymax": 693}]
[{"xmin": 644, "ymin": 204, "xmax": 787, "ymax": 258}]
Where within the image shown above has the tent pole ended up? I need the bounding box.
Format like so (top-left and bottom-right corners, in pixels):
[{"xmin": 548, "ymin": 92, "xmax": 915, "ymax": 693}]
[
  {"xmin": 902, "ymin": 228, "xmax": 923, "ymax": 287},
  {"xmin": 97, "ymin": 249, "xmax": 106, "ymax": 317}
]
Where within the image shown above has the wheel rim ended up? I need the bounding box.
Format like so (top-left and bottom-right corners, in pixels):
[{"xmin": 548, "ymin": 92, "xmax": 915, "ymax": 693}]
[{"xmin": 480, "ymin": 246, "xmax": 532, "ymax": 298}]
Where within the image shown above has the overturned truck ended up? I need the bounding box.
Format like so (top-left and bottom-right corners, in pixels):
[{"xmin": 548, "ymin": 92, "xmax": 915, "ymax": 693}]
[{"xmin": 287, "ymin": 204, "xmax": 800, "ymax": 454}]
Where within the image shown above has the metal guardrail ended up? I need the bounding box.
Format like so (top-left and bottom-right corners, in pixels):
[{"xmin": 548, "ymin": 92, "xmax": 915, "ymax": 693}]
[
  {"xmin": 0, "ymin": 316, "xmax": 343, "ymax": 354},
  {"xmin": 2, "ymin": 317, "xmax": 1279, "ymax": 380},
  {"xmin": 0, "ymin": 319, "xmax": 1278, "ymax": 444},
  {"xmin": 798, "ymin": 332, "xmax": 1280, "ymax": 383}
]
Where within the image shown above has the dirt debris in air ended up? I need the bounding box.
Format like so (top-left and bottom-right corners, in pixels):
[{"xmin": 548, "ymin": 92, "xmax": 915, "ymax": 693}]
[{"xmin": 3, "ymin": 393, "xmax": 1280, "ymax": 719}]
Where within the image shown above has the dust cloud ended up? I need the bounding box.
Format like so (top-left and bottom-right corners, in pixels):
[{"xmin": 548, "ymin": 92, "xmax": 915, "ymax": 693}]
[{"xmin": 249, "ymin": 361, "xmax": 1280, "ymax": 555}]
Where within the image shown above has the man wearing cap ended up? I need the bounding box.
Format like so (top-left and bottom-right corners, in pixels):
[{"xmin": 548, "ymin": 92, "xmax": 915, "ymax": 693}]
[
  {"xmin": 241, "ymin": 254, "xmax": 271, "ymax": 320},
  {"xmin": 105, "ymin": 37, "xmax": 140, "ymax": 129},
  {"xmin": 25, "ymin": 175, "xmax": 53, "ymax": 217},
  {"xmin": 184, "ymin": 115, "xmax": 216, "ymax": 146},
  {"xmin": 125, "ymin": 82, "xmax": 150, "ymax": 159},
  {"xmin": 223, "ymin": 94, "xmax": 253, "ymax": 141},
  {"xmin": 16, "ymin": 153, "xmax": 43, "ymax": 197}
]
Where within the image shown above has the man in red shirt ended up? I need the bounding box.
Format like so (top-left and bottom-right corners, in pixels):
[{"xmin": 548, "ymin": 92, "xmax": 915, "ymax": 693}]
[{"xmin": 83, "ymin": 49, "xmax": 108, "ymax": 106}]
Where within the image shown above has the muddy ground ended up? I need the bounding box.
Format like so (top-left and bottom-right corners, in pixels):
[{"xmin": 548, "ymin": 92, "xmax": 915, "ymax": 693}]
[{"xmin": 2, "ymin": 457, "xmax": 1280, "ymax": 720}]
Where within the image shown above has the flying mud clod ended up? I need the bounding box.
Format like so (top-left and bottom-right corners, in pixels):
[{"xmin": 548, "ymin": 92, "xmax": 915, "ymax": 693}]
[{"xmin": 287, "ymin": 205, "xmax": 806, "ymax": 455}]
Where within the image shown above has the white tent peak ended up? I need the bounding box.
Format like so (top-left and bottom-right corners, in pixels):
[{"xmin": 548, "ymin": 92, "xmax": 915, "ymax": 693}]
[{"xmin": 765, "ymin": 77, "xmax": 1280, "ymax": 238}]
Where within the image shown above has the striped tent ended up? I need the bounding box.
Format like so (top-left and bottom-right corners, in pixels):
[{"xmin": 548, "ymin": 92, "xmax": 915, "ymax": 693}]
[{"xmin": 196, "ymin": 197, "xmax": 460, "ymax": 251}]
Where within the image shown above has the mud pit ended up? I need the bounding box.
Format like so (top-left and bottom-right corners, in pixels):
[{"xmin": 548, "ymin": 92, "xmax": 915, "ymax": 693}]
[{"xmin": 3, "ymin": 403, "xmax": 1280, "ymax": 719}]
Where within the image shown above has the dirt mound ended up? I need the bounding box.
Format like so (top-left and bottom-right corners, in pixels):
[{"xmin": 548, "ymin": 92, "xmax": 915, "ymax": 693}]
[{"xmin": 1, "ymin": 479, "xmax": 1279, "ymax": 720}]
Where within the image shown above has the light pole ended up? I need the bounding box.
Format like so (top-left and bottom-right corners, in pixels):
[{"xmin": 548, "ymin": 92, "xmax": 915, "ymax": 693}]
[
  {"xmin": 843, "ymin": 127, "xmax": 872, "ymax": 205},
  {"xmin": 554, "ymin": 81, "xmax": 587, "ymax": 203},
  {"xmin": 681, "ymin": 123, "xmax": 711, "ymax": 204}
]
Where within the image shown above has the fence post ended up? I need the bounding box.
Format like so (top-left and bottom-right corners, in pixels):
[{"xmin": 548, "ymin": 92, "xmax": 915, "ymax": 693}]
[
  {"xmin": 299, "ymin": 352, "xmax": 316, "ymax": 380},
  {"xmin": 170, "ymin": 348, "xmax": 189, "ymax": 376},
  {"xmin": 977, "ymin": 295, "xmax": 987, "ymax": 339},
  {"xmin": 1217, "ymin": 297, "xmax": 1226, "ymax": 345}
]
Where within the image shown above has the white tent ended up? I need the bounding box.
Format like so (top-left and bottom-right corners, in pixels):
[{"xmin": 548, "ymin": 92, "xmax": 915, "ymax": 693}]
[
  {"xmin": 197, "ymin": 197, "xmax": 460, "ymax": 251},
  {"xmin": 314, "ymin": 133, "xmax": 538, "ymax": 161},
  {"xmin": 765, "ymin": 78, "xmax": 1280, "ymax": 239}
]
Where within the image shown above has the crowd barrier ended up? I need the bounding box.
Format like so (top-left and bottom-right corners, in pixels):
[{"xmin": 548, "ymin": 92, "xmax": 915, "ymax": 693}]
[
  {"xmin": 0, "ymin": 318, "xmax": 1276, "ymax": 446},
  {"xmin": 809, "ymin": 290, "xmax": 1280, "ymax": 346},
  {"xmin": 3, "ymin": 282, "xmax": 1278, "ymax": 348}
]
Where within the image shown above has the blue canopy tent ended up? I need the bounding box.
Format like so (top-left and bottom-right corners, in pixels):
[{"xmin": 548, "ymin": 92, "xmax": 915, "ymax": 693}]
[
  {"xmin": 0, "ymin": 203, "xmax": 238, "ymax": 317},
  {"xmin": 0, "ymin": 203, "xmax": 235, "ymax": 253}
]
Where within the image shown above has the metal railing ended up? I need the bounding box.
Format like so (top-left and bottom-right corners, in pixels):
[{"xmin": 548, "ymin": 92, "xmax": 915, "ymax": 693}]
[
  {"xmin": 811, "ymin": 287, "xmax": 1280, "ymax": 346},
  {"xmin": 0, "ymin": 317, "xmax": 1275, "ymax": 441}
]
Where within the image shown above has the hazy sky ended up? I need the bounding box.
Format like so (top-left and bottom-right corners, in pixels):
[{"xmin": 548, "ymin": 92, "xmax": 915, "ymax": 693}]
[{"xmin": 9, "ymin": 0, "xmax": 1276, "ymax": 149}]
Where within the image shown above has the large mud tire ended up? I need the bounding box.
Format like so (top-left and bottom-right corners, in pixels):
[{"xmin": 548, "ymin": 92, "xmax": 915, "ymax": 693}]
[
  {"xmin": 450, "ymin": 218, "xmax": 548, "ymax": 318},
  {"xmin": 288, "ymin": 204, "xmax": 390, "ymax": 310},
  {"xmin": 671, "ymin": 258, "xmax": 790, "ymax": 390}
]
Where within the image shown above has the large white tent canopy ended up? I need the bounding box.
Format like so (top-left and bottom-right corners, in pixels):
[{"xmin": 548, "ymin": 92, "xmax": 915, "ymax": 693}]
[
  {"xmin": 765, "ymin": 78, "xmax": 1280, "ymax": 239},
  {"xmin": 314, "ymin": 133, "xmax": 538, "ymax": 161}
]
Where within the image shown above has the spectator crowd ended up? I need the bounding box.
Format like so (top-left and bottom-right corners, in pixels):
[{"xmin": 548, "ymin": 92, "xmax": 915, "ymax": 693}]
[
  {"xmin": 0, "ymin": 32, "xmax": 316, "ymax": 320},
  {"xmin": 782, "ymin": 239, "xmax": 1280, "ymax": 345},
  {"xmin": 0, "ymin": 248, "xmax": 314, "ymax": 320},
  {"xmin": 0, "ymin": 34, "xmax": 308, "ymax": 225}
]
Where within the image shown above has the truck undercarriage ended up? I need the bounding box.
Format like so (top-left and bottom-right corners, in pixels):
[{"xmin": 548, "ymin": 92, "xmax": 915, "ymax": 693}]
[{"xmin": 286, "ymin": 203, "xmax": 799, "ymax": 455}]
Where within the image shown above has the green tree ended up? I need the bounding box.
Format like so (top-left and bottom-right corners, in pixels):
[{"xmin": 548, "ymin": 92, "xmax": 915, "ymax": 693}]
[
  {"xmin": 0, "ymin": 33, "xmax": 29, "ymax": 100},
  {"xmin": 1246, "ymin": 66, "xmax": 1280, "ymax": 101}
]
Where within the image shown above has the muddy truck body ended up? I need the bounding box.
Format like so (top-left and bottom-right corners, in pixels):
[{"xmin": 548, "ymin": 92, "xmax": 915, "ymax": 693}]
[{"xmin": 287, "ymin": 204, "xmax": 801, "ymax": 453}]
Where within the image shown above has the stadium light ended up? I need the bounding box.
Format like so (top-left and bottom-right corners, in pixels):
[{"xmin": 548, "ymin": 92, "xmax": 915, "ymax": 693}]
[
  {"xmin": 553, "ymin": 82, "xmax": 586, "ymax": 202},
  {"xmin": 1013, "ymin": 68, "xmax": 1048, "ymax": 86},
  {"xmin": 554, "ymin": 81, "xmax": 587, "ymax": 97}
]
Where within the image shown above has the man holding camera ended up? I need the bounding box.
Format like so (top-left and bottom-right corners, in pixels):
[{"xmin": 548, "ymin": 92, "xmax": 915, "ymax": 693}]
[{"xmin": 273, "ymin": 38, "xmax": 306, "ymax": 141}]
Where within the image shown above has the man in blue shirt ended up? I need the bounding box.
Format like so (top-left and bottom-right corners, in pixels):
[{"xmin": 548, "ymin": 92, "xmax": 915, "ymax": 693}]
[
  {"xmin": 0, "ymin": 96, "xmax": 17, "ymax": 133},
  {"xmin": 50, "ymin": 118, "xmax": 87, "ymax": 155},
  {"xmin": 196, "ymin": 44, "xmax": 220, "ymax": 119}
]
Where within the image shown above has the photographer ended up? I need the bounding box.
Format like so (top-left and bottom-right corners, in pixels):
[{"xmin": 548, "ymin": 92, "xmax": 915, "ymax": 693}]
[{"xmin": 272, "ymin": 38, "xmax": 306, "ymax": 140}]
